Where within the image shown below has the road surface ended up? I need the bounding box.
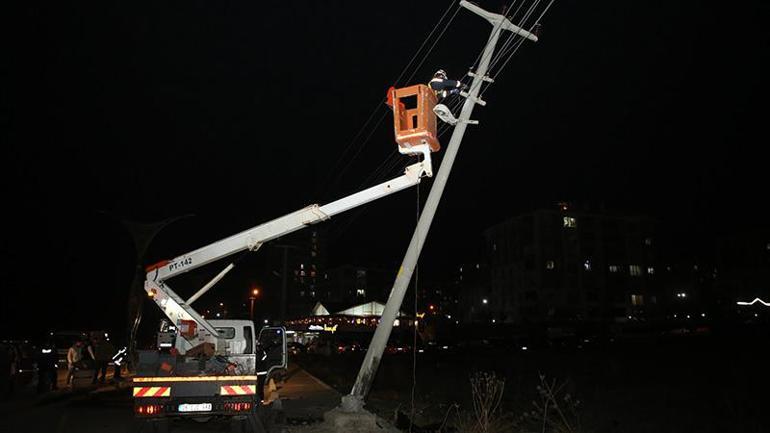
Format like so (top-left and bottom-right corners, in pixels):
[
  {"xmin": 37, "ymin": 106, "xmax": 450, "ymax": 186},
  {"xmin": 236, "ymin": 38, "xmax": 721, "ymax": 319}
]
[{"xmin": 0, "ymin": 362, "xmax": 339, "ymax": 433}]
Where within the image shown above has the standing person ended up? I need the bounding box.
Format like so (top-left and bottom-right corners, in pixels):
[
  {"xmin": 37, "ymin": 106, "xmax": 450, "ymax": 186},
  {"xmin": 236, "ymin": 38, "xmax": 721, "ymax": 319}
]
[
  {"xmin": 7, "ymin": 344, "xmax": 19, "ymax": 395},
  {"xmin": 111, "ymin": 343, "xmax": 125, "ymax": 382},
  {"xmin": 36, "ymin": 338, "xmax": 59, "ymax": 392},
  {"xmin": 66, "ymin": 340, "xmax": 83, "ymax": 387},
  {"xmin": 85, "ymin": 337, "xmax": 96, "ymax": 368},
  {"xmin": 0, "ymin": 343, "xmax": 10, "ymax": 398},
  {"xmin": 92, "ymin": 337, "xmax": 114, "ymax": 384}
]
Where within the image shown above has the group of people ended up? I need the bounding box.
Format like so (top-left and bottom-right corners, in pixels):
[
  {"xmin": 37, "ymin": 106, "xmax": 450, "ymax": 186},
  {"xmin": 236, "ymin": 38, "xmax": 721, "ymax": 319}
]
[{"xmin": 65, "ymin": 334, "xmax": 121, "ymax": 388}]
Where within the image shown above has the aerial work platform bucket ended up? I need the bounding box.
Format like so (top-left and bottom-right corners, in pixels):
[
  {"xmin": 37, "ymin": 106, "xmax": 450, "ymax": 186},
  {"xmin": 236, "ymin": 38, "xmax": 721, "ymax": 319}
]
[{"xmin": 387, "ymin": 85, "xmax": 440, "ymax": 153}]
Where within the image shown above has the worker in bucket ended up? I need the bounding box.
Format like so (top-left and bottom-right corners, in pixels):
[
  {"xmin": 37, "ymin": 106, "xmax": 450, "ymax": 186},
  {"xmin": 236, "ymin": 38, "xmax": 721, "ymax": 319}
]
[{"xmin": 429, "ymin": 69, "xmax": 467, "ymax": 99}]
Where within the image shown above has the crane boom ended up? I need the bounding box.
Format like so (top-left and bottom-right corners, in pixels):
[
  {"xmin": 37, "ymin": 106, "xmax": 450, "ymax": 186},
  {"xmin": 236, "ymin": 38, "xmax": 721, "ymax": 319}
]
[{"xmin": 143, "ymin": 148, "xmax": 433, "ymax": 353}]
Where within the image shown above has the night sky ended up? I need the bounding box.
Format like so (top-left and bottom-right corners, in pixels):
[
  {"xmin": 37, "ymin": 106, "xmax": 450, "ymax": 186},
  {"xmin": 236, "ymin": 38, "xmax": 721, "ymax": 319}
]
[{"xmin": 3, "ymin": 0, "xmax": 768, "ymax": 338}]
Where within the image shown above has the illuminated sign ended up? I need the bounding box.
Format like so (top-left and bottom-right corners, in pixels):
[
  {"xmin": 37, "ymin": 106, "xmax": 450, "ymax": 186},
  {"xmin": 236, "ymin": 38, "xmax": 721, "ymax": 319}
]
[{"xmin": 308, "ymin": 324, "xmax": 338, "ymax": 333}]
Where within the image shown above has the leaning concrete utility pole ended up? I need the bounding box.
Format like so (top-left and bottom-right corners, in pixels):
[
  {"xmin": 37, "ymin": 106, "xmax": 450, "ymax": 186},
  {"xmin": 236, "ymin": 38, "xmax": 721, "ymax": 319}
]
[{"xmin": 341, "ymin": 1, "xmax": 538, "ymax": 411}]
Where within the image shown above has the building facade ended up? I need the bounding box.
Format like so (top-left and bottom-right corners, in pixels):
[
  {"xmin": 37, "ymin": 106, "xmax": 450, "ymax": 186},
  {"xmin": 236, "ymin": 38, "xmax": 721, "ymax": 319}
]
[{"xmin": 483, "ymin": 205, "xmax": 660, "ymax": 324}]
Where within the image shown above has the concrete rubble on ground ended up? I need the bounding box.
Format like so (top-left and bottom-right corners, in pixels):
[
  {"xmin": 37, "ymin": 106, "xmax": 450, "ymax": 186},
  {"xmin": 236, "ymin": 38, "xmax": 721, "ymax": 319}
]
[{"xmin": 282, "ymin": 407, "xmax": 402, "ymax": 433}]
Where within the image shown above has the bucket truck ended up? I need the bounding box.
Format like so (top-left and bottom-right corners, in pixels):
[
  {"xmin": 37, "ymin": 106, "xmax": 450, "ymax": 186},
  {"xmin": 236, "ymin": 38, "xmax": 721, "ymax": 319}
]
[{"xmin": 132, "ymin": 139, "xmax": 436, "ymax": 431}]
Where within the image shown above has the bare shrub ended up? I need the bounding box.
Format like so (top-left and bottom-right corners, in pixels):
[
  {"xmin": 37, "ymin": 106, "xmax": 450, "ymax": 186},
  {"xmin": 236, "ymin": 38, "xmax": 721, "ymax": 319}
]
[
  {"xmin": 516, "ymin": 374, "xmax": 582, "ymax": 433},
  {"xmin": 445, "ymin": 371, "xmax": 513, "ymax": 433},
  {"xmin": 443, "ymin": 372, "xmax": 584, "ymax": 433}
]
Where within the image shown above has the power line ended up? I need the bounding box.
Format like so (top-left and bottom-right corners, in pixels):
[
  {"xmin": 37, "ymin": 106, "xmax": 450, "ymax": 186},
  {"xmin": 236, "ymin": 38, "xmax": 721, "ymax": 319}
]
[{"xmin": 318, "ymin": 1, "xmax": 462, "ymax": 201}]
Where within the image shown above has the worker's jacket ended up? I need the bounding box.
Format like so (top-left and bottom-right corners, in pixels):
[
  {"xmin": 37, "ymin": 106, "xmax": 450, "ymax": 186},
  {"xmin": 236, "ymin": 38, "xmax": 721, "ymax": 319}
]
[
  {"xmin": 67, "ymin": 346, "xmax": 82, "ymax": 366},
  {"xmin": 429, "ymin": 77, "xmax": 463, "ymax": 92}
]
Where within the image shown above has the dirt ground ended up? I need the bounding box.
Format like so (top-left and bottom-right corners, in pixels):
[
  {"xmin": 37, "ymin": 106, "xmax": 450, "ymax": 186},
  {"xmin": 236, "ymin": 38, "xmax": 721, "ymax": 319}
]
[{"xmin": 295, "ymin": 329, "xmax": 770, "ymax": 433}]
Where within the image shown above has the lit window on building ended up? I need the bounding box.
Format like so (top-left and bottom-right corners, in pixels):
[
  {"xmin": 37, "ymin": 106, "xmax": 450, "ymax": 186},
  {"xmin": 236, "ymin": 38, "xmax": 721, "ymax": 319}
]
[
  {"xmin": 647, "ymin": 267, "xmax": 654, "ymax": 275},
  {"xmin": 631, "ymin": 294, "xmax": 644, "ymax": 306},
  {"xmin": 583, "ymin": 259, "xmax": 592, "ymax": 271},
  {"xmin": 563, "ymin": 217, "xmax": 577, "ymax": 228},
  {"xmin": 546, "ymin": 260, "xmax": 555, "ymax": 270},
  {"xmin": 629, "ymin": 265, "xmax": 642, "ymax": 276},
  {"xmin": 609, "ymin": 265, "xmax": 619, "ymax": 273}
]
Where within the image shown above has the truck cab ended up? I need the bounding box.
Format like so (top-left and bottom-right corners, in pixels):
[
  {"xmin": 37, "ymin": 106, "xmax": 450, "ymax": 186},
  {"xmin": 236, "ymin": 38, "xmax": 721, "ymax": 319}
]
[
  {"xmin": 169, "ymin": 320, "xmax": 256, "ymax": 356},
  {"xmin": 134, "ymin": 323, "xmax": 287, "ymax": 430}
]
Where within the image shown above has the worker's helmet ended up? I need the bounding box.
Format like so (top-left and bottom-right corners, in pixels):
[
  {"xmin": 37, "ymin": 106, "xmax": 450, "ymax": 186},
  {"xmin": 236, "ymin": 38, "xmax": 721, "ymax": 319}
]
[{"xmin": 434, "ymin": 69, "xmax": 447, "ymax": 79}]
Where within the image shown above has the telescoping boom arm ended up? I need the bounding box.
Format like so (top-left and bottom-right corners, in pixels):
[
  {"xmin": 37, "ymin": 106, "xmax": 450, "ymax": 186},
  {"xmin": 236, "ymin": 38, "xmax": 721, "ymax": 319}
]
[{"xmin": 144, "ymin": 149, "xmax": 433, "ymax": 353}]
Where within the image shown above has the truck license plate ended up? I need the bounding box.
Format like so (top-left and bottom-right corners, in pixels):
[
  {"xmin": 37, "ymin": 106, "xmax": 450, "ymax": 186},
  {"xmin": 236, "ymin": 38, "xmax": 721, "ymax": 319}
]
[{"xmin": 178, "ymin": 403, "xmax": 212, "ymax": 412}]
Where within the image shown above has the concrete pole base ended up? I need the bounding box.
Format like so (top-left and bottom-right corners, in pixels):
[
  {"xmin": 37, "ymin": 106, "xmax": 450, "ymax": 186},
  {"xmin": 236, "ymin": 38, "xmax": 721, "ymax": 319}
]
[
  {"xmin": 324, "ymin": 406, "xmax": 400, "ymax": 433},
  {"xmin": 340, "ymin": 394, "xmax": 365, "ymax": 412}
]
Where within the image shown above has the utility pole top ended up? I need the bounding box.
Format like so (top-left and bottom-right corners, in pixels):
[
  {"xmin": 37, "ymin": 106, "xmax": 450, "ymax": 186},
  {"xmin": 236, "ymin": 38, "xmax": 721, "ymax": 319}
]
[
  {"xmin": 460, "ymin": 0, "xmax": 539, "ymax": 41},
  {"xmin": 343, "ymin": 0, "xmax": 541, "ymax": 411}
]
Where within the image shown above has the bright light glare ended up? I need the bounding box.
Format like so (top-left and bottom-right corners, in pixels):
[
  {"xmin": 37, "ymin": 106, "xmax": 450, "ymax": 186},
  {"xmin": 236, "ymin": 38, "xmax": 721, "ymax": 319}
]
[{"xmin": 736, "ymin": 298, "xmax": 770, "ymax": 307}]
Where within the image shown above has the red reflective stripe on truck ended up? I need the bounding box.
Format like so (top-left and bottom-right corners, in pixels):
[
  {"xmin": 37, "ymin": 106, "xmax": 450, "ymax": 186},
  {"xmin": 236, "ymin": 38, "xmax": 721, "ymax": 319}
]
[
  {"xmin": 220, "ymin": 385, "xmax": 256, "ymax": 395},
  {"xmin": 133, "ymin": 386, "xmax": 171, "ymax": 398}
]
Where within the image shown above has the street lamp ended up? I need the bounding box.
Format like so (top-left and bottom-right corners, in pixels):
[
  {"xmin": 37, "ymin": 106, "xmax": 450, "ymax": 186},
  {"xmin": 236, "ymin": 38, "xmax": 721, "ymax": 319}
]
[{"xmin": 249, "ymin": 288, "xmax": 260, "ymax": 322}]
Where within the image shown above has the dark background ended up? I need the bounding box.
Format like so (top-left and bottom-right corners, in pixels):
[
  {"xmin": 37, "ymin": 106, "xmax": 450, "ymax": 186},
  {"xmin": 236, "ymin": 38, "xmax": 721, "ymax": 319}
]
[{"xmin": 2, "ymin": 0, "xmax": 768, "ymax": 338}]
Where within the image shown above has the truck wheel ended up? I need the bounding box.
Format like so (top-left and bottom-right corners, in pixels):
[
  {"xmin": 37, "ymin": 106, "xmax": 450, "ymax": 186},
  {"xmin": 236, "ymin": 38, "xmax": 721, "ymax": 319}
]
[
  {"xmin": 154, "ymin": 419, "xmax": 170, "ymax": 433},
  {"xmin": 138, "ymin": 419, "xmax": 170, "ymax": 433},
  {"xmin": 247, "ymin": 412, "xmax": 267, "ymax": 433},
  {"xmin": 229, "ymin": 417, "xmax": 245, "ymax": 433}
]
